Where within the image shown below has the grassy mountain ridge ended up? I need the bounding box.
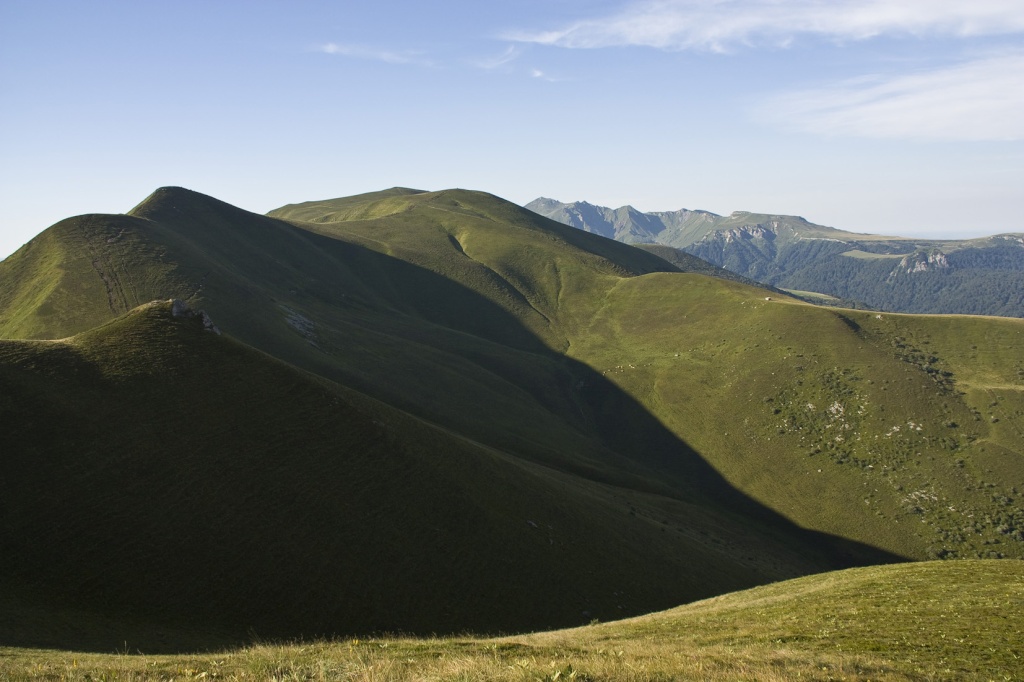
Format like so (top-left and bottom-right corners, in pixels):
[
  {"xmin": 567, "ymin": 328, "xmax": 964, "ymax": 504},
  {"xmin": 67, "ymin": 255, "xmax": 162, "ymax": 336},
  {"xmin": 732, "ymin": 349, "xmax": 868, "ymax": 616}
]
[
  {"xmin": 1, "ymin": 186, "xmax": 1022, "ymax": 649},
  {"xmin": 1, "ymin": 191, "xmax": 891, "ymax": 648},
  {"xmin": 267, "ymin": 186, "xmax": 429, "ymax": 223},
  {"xmin": 528, "ymin": 197, "xmax": 1024, "ymax": 317}
]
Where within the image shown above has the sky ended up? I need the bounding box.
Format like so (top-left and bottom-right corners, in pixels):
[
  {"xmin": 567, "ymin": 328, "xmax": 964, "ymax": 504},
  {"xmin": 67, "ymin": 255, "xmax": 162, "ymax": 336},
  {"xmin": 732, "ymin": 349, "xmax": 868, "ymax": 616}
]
[{"xmin": 2, "ymin": 0, "xmax": 1023, "ymax": 259}]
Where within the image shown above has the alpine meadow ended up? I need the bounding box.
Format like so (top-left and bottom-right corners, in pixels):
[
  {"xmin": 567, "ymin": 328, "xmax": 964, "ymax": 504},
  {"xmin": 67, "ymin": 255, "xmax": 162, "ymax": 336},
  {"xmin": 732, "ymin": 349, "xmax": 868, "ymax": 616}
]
[{"xmin": 1, "ymin": 186, "xmax": 1022, "ymax": 680}]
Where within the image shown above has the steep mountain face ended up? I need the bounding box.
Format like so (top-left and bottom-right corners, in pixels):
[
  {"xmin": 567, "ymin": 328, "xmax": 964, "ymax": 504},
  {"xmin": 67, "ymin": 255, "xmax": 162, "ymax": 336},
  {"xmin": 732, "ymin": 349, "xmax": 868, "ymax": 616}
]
[
  {"xmin": 2, "ymin": 187, "xmax": 1022, "ymax": 649},
  {"xmin": 525, "ymin": 197, "xmax": 723, "ymax": 245},
  {"xmin": 528, "ymin": 199, "xmax": 1024, "ymax": 317}
]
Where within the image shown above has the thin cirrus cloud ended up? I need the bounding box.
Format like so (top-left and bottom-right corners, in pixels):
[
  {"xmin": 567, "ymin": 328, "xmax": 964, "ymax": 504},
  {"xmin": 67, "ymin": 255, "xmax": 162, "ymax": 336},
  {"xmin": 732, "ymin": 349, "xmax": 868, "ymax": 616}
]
[
  {"xmin": 769, "ymin": 52, "xmax": 1024, "ymax": 141},
  {"xmin": 317, "ymin": 43, "xmax": 433, "ymax": 66},
  {"xmin": 473, "ymin": 45, "xmax": 523, "ymax": 70},
  {"xmin": 505, "ymin": 0, "xmax": 1024, "ymax": 51},
  {"xmin": 504, "ymin": 1, "xmax": 1024, "ymax": 141},
  {"xmin": 471, "ymin": 45, "xmax": 562, "ymax": 81}
]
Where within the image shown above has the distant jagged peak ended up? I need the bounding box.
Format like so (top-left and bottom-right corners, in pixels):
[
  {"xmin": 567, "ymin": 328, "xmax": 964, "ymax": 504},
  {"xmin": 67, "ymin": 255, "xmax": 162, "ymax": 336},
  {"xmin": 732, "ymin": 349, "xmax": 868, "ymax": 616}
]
[
  {"xmin": 650, "ymin": 207, "xmax": 722, "ymax": 220},
  {"xmin": 528, "ymin": 197, "xmax": 899, "ymax": 248},
  {"xmin": 528, "ymin": 197, "xmax": 716, "ymax": 219},
  {"xmin": 525, "ymin": 196, "xmax": 565, "ymax": 210},
  {"xmin": 728, "ymin": 210, "xmax": 809, "ymax": 222},
  {"xmin": 722, "ymin": 211, "xmax": 823, "ymax": 231}
]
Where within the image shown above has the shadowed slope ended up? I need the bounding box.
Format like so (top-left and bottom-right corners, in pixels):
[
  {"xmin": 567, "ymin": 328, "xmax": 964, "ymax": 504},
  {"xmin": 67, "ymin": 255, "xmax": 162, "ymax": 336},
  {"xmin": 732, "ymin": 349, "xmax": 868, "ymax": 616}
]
[{"xmin": 0, "ymin": 301, "xmax": 830, "ymax": 650}]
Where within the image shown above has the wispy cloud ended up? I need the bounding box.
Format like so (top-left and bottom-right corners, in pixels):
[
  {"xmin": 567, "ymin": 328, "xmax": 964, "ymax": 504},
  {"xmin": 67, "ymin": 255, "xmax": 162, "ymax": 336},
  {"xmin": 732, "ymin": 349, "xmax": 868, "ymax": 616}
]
[
  {"xmin": 317, "ymin": 43, "xmax": 432, "ymax": 66},
  {"xmin": 506, "ymin": 0, "xmax": 1024, "ymax": 51},
  {"xmin": 768, "ymin": 52, "xmax": 1024, "ymax": 141},
  {"xmin": 471, "ymin": 45, "xmax": 562, "ymax": 81},
  {"xmin": 527, "ymin": 67, "xmax": 567, "ymax": 83},
  {"xmin": 473, "ymin": 45, "xmax": 522, "ymax": 70}
]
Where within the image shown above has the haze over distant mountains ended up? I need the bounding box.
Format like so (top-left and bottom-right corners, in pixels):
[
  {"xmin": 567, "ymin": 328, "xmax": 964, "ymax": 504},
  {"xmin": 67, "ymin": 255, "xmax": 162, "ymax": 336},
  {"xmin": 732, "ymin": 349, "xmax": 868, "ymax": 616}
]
[
  {"xmin": 1, "ymin": 186, "xmax": 1022, "ymax": 652},
  {"xmin": 527, "ymin": 198, "xmax": 1024, "ymax": 318}
]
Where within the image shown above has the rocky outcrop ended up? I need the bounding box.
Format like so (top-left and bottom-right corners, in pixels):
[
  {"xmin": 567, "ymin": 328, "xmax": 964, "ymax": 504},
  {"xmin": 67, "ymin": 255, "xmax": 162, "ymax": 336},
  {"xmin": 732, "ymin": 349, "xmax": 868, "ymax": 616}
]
[
  {"xmin": 722, "ymin": 224, "xmax": 778, "ymax": 244},
  {"xmin": 895, "ymin": 251, "xmax": 950, "ymax": 275},
  {"xmin": 169, "ymin": 298, "xmax": 221, "ymax": 334},
  {"xmin": 280, "ymin": 305, "xmax": 318, "ymax": 348}
]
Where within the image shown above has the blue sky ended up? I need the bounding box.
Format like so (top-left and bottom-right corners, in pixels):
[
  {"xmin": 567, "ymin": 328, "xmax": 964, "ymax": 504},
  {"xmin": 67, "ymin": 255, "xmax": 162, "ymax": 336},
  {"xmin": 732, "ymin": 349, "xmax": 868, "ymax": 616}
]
[{"xmin": 2, "ymin": 0, "xmax": 1022, "ymax": 259}]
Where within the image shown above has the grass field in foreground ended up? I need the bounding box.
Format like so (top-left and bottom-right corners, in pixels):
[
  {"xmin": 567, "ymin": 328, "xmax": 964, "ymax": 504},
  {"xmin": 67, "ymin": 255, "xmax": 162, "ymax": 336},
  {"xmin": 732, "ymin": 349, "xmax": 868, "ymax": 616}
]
[{"xmin": 2, "ymin": 560, "xmax": 1020, "ymax": 681}]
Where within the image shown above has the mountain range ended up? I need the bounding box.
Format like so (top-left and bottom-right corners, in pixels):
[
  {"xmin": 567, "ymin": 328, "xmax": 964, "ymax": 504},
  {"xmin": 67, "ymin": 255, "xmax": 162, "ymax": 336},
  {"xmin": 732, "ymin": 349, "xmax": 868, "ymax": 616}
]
[
  {"xmin": 1, "ymin": 187, "xmax": 1022, "ymax": 652},
  {"xmin": 526, "ymin": 198, "xmax": 1024, "ymax": 317}
]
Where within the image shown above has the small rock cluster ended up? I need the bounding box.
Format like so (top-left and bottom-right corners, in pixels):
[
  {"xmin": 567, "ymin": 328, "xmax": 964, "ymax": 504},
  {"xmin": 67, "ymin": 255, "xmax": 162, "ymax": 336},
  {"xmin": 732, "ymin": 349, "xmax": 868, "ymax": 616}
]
[{"xmin": 170, "ymin": 298, "xmax": 221, "ymax": 335}]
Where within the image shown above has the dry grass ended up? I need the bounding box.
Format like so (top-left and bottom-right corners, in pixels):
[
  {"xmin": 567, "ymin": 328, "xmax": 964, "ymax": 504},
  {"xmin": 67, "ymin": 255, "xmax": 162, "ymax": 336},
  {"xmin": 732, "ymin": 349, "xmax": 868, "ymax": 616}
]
[
  {"xmin": 0, "ymin": 639, "xmax": 917, "ymax": 682},
  {"xmin": 3, "ymin": 561, "xmax": 1020, "ymax": 681}
]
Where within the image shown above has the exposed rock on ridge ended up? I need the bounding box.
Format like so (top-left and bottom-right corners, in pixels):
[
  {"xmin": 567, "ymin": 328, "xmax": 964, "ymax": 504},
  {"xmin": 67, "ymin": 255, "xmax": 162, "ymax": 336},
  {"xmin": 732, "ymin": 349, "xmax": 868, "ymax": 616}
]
[{"xmin": 170, "ymin": 298, "xmax": 220, "ymax": 334}]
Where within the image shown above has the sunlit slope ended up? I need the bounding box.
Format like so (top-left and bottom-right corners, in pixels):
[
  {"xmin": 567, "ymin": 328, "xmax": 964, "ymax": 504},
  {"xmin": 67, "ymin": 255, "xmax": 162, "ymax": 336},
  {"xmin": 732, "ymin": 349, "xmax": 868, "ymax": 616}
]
[
  {"xmin": 6, "ymin": 561, "xmax": 1019, "ymax": 679},
  {"xmin": 0, "ymin": 301, "xmax": 833, "ymax": 647},
  {"xmin": 0, "ymin": 189, "xmax": 382, "ymax": 342},
  {"xmin": 269, "ymin": 186, "xmax": 428, "ymax": 222},
  {"xmin": 567, "ymin": 273, "xmax": 1024, "ymax": 560},
  {"xmin": 270, "ymin": 188, "xmax": 682, "ymax": 347},
  {"xmin": 520, "ymin": 559, "xmax": 1024, "ymax": 680},
  {"xmin": 0, "ymin": 213, "xmax": 192, "ymax": 339}
]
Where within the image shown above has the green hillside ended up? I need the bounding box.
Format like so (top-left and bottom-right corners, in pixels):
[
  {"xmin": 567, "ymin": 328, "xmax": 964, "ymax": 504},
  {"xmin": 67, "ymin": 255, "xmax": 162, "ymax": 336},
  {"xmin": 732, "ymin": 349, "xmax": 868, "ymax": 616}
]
[
  {"xmin": 3, "ymin": 560, "xmax": 1020, "ymax": 680},
  {"xmin": 568, "ymin": 277, "xmax": 1024, "ymax": 560},
  {"xmin": 270, "ymin": 188, "xmax": 1024, "ymax": 563},
  {"xmin": 1, "ymin": 186, "xmax": 1021, "ymax": 648}
]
